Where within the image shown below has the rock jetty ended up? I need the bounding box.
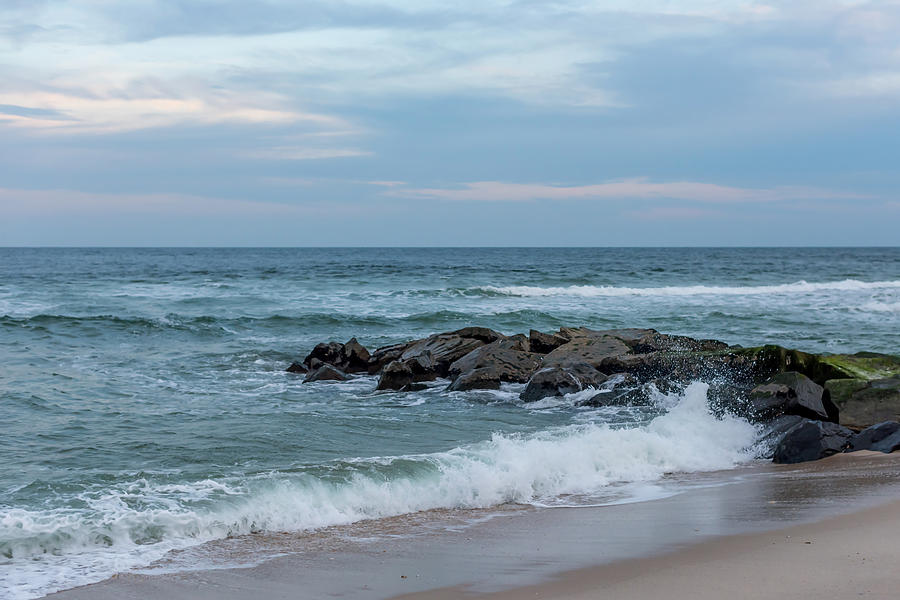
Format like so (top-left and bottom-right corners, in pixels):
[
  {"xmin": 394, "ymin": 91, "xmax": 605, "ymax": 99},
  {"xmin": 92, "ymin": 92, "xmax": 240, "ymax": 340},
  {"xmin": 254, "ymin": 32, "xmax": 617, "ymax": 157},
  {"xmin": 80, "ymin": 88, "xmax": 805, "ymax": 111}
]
[{"xmin": 287, "ymin": 326, "xmax": 900, "ymax": 465}]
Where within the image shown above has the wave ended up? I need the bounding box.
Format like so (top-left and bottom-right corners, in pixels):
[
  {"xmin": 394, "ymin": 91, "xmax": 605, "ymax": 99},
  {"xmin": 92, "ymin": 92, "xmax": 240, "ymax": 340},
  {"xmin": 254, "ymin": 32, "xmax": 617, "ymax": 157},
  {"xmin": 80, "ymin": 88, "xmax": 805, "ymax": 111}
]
[
  {"xmin": 859, "ymin": 301, "xmax": 900, "ymax": 313},
  {"xmin": 0, "ymin": 383, "xmax": 757, "ymax": 599},
  {"xmin": 476, "ymin": 279, "xmax": 900, "ymax": 298}
]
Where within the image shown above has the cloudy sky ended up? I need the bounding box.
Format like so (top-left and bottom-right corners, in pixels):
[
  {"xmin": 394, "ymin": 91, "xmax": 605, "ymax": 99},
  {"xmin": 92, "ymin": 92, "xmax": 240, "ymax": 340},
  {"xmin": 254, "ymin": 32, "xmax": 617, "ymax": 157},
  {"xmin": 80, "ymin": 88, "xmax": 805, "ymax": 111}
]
[{"xmin": 1, "ymin": 0, "xmax": 898, "ymax": 245}]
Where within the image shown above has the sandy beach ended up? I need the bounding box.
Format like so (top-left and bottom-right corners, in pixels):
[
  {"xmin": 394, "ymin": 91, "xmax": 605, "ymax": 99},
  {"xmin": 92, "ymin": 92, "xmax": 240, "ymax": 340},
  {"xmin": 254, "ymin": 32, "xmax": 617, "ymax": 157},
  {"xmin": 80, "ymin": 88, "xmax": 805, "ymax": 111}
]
[
  {"xmin": 401, "ymin": 465, "xmax": 900, "ymax": 600},
  {"xmin": 43, "ymin": 452, "xmax": 900, "ymax": 600}
]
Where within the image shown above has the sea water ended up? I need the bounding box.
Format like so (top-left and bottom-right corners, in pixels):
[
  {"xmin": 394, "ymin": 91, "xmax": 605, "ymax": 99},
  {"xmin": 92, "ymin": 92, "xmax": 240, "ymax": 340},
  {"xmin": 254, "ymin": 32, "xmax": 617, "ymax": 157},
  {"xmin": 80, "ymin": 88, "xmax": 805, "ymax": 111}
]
[{"xmin": 1, "ymin": 247, "xmax": 898, "ymax": 599}]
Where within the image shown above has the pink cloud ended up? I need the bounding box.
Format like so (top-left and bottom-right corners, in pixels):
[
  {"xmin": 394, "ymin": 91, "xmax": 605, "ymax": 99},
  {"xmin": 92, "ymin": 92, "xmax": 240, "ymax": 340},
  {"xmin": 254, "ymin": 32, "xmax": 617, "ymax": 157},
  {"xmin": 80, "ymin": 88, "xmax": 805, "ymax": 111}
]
[{"xmin": 386, "ymin": 179, "xmax": 868, "ymax": 204}]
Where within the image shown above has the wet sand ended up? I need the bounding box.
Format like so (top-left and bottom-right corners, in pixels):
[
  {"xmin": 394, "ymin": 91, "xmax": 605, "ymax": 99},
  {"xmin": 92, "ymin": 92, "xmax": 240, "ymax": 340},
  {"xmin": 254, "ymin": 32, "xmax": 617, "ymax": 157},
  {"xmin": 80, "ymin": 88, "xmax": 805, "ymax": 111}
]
[{"xmin": 45, "ymin": 453, "xmax": 900, "ymax": 600}]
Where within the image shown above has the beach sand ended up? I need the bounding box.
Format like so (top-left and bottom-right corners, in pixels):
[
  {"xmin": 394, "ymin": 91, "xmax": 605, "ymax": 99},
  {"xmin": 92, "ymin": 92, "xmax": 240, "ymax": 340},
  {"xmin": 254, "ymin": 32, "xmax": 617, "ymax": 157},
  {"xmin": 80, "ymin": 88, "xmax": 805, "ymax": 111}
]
[
  {"xmin": 401, "ymin": 469, "xmax": 900, "ymax": 599},
  {"xmin": 45, "ymin": 453, "xmax": 900, "ymax": 600}
]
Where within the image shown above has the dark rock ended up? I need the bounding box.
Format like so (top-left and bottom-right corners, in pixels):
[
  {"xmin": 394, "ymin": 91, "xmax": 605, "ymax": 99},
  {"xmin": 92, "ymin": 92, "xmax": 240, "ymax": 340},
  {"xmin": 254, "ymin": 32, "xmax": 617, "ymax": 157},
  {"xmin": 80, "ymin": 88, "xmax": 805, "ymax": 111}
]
[
  {"xmin": 449, "ymin": 327, "xmax": 506, "ymax": 344},
  {"xmin": 303, "ymin": 364, "xmax": 348, "ymax": 383},
  {"xmin": 583, "ymin": 380, "xmax": 672, "ymax": 407},
  {"xmin": 447, "ymin": 368, "xmax": 502, "ymax": 391},
  {"xmin": 872, "ymin": 431, "xmax": 900, "ymax": 453},
  {"xmin": 749, "ymin": 372, "xmax": 839, "ymax": 423},
  {"xmin": 376, "ymin": 353, "xmax": 437, "ymax": 391},
  {"xmin": 299, "ymin": 338, "xmax": 371, "ymax": 373},
  {"xmin": 849, "ymin": 421, "xmax": 900, "ymax": 452},
  {"xmin": 772, "ymin": 420, "xmax": 853, "ymax": 464},
  {"xmin": 542, "ymin": 335, "xmax": 631, "ymax": 370},
  {"xmin": 829, "ymin": 377, "xmax": 900, "ymax": 430},
  {"xmin": 624, "ymin": 330, "xmax": 728, "ymax": 354},
  {"xmin": 367, "ymin": 342, "xmax": 409, "ymax": 375},
  {"xmin": 447, "ymin": 335, "xmax": 540, "ymax": 383},
  {"xmin": 520, "ymin": 363, "xmax": 608, "ymax": 403},
  {"xmin": 286, "ymin": 362, "xmax": 308, "ymax": 374},
  {"xmin": 398, "ymin": 328, "xmax": 505, "ymax": 377},
  {"xmin": 756, "ymin": 415, "xmax": 807, "ymax": 459},
  {"xmin": 824, "ymin": 378, "xmax": 870, "ymax": 407},
  {"xmin": 528, "ymin": 329, "xmax": 568, "ymax": 354},
  {"xmin": 303, "ymin": 341, "xmax": 343, "ymax": 369},
  {"xmin": 337, "ymin": 337, "xmax": 371, "ymax": 373}
]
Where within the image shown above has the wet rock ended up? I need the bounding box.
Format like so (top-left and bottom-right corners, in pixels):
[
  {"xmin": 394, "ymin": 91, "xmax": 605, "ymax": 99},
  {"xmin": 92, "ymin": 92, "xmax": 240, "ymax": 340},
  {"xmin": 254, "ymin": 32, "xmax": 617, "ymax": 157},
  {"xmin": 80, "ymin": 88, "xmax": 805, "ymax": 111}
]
[
  {"xmin": 299, "ymin": 338, "xmax": 371, "ymax": 373},
  {"xmin": 542, "ymin": 335, "xmax": 631, "ymax": 370},
  {"xmin": 367, "ymin": 342, "xmax": 409, "ymax": 375},
  {"xmin": 528, "ymin": 329, "xmax": 568, "ymax": 354},
  {"xmin": 583, "ymin": 379, "xmax": 672, "ymax": 407},
  {"xmin": 829, "ymin": 377, "xmax": 900, "ymax": 430},
  {"xmin": 398, "ymin": 328, "xmax": 505, "ymax": 377},
  {"xmin": 447, "ymin": 367, "xmax": 502, "ymax": 392},
  {"xmin": 447, "ymin": 335, "xmax": 540, "ymax": 383},
  {"xmin": 376, "ymin": 353, "xmax": 437, "ymax": 391},
  {"xmin": 749, "ymin": 372, "xmax": 839, "ymax": 423},
  {"xmin": 772, "ymin": 420, "xmax": 853, "ymax": 464},
  {"xmin": 520, "ymin": 363, "xmax": 607, "ymax": 403},
  {"xmin": 303, "ymin": 341, "xmax": 344, "ymax": 369},
  {"xmin": 303, "ymin": 364, "xmax": 348, "ymax": 383},
  {"xmin": 625, "ymin": 330, "xmax": 728, "ymax": 354},
  {"xmin": 286, "ymin": 362, "xmax": 308, "ymax": 374},
  {"xmin": 337, "ymin": 337, "xmax": 371, "ymax": 373},
  {"xmin": 756, "ymin": 415, "xmax": 807, "ymax": 459},
  {"xmin": 849, "ymin": 421, "xmax": 900, "ymax": 453}
]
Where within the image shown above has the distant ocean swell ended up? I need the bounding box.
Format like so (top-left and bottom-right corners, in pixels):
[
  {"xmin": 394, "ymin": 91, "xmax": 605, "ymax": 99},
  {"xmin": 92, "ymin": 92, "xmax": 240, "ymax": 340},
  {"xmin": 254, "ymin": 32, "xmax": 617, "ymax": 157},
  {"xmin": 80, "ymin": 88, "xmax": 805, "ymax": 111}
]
[
  {"xmin": 2, "ymin": 383, "xmax": 756, "ymax": 599},
  {"xmin": 476, "ymin": 279, "xmax": 900, "ymax": 298}
]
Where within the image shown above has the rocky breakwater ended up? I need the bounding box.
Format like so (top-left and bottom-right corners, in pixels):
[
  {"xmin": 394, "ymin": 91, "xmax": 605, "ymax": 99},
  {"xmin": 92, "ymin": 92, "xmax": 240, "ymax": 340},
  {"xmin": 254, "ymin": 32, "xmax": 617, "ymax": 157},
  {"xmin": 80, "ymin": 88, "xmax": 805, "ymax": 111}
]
[{"xmin": 286, "ymin": 326, "xmax": 900, "ymax": 465}]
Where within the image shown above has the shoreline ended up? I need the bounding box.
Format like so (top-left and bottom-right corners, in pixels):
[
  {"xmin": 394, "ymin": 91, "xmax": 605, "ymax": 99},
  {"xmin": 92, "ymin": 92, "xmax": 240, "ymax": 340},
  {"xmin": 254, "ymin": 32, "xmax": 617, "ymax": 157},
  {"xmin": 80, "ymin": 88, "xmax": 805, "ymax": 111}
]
[
  {"xmin": 43, "ymin": 452, "xmax": 900, "ymax": 600},
  {"xmin": 399, "ymin": 490, "xmax": 900, "ymax": 600}
]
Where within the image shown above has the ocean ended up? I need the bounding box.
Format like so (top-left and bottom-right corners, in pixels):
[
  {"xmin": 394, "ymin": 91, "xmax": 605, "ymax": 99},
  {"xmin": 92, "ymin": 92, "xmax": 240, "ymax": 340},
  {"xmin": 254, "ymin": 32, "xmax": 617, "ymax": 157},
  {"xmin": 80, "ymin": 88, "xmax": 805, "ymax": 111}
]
[{"xmin": 1, "ymin": 247, "xmax": 898, "ymax": 599}]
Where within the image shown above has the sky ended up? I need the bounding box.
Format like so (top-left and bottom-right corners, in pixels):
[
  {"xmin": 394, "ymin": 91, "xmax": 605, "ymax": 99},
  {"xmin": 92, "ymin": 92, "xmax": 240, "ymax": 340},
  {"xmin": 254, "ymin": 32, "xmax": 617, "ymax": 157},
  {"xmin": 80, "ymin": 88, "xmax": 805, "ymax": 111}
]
[{"xmin": 1, "ymin": 0, "xmax": 898, "ymax": 246}]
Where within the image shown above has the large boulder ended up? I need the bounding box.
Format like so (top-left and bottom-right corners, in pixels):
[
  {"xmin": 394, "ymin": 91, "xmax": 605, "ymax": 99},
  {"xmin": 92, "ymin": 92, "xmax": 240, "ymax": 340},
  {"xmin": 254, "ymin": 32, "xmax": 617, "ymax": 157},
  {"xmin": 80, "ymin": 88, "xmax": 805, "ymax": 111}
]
[
  {"xmin": 303, "ymin": 364, "xmax": 348, "ymax": 383},
  {"xmin": 528, "ymin": 329, "xmax": 568, "ymax": 354},
  {"xmin": 301, "ymin": 338, "xmax": 371, "ymax": 373},
  {"xmin": 772, "ymin": 420, "xmax": 853, "ymax": 464},
  {"xmin": 398, "ymin": 328, "xmax": 505, "ymax": 377},
  {"xmin": 756, "ymin": 415, "xmax": 807, "ymax": 459},
  {"xmin": 448, "ymin": 335, "xmax": 541, "ymax": 383},
  {"xmin": 849, "ymin": 421, "xmax": 900, "ymax": 453},
  {"xmin": 286, "ymin": 362, "xmax": 308, "ymax": 374},
  {"xmin": 749, "ymin": 372, "xmax": 839, "ymax": 423},
  {"xmin": 367, "ymin": 342, "xmax": 409, "ymax": 374},
  {"xmin": 376, "ymin": 353, "xmax": 437, "ymax": 391},
  {"xmin": 520, "ymin": 363, "xmax": 607, "ymax": 403},
  {"xmin": 582, "ymin": 378, "xmax": 676, "ymax": 407},
  {"xmin": 336, "ymin": 338, "xmax": 371, "ymax": 373},
  {"xmin": 827, "ymin": 377, "xmax": 900, "ymax": 430},
  {"xmin": 542, "ymin": 335, "xmax": 631, "ymax": 370},
  {"xmin": 303, "ymin": 341, "xmax": 344, "ymax": 369},
  {"xmin": 447, "ymin": 367, "xmax": 502, "ymax": 392}
]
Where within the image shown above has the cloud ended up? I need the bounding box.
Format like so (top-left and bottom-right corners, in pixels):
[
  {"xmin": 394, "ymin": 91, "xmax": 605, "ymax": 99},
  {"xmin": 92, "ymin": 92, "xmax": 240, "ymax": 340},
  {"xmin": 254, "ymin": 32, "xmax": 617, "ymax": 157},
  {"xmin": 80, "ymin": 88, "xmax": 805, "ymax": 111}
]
[
  {"xmin": 0, "ymin": 85, "xmax": 342, "ymax": 134},
  {"xmin": 387, "ymin": 179, "xmax": 867, "ymax": 204},
  {"xmin": 244, "ymin": 146, "xmax": 372, "ymax": 160}
]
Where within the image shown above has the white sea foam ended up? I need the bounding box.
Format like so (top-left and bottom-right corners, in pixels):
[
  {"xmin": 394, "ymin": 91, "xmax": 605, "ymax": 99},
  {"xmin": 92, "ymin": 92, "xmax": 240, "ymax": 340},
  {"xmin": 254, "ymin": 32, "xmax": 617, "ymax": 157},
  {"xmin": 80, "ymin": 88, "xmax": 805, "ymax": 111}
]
[
  {"xmin": 479, "ymin": 279, "xmax": 900, "ymax": 298},
  {"xmin": 860, "ymin": 301, "xmax": 900, "ymax": 313},
  {"xmin": 0, "ymin": 382, "xmax": 757, "ymax": 600}
]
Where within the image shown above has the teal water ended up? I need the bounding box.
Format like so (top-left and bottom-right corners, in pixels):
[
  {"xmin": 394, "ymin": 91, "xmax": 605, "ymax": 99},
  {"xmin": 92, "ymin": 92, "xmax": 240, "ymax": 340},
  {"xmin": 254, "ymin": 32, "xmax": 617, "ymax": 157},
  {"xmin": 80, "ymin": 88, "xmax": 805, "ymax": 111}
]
[{"xmin": 1, "ymin": 247, "xmax": 898, "ymax": 599}]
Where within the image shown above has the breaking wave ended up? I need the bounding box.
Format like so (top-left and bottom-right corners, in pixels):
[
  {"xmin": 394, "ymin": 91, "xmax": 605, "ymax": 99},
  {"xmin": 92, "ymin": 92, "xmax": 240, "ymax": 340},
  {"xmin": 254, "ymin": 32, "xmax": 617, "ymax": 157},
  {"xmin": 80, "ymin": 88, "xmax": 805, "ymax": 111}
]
[
  {"xmin": 476, "ymin": 279, "xmax": 900, "ymax": 298},
  {"xmin": 1, "ymin": 382, "xmax": 756, "ymax": 600}
]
